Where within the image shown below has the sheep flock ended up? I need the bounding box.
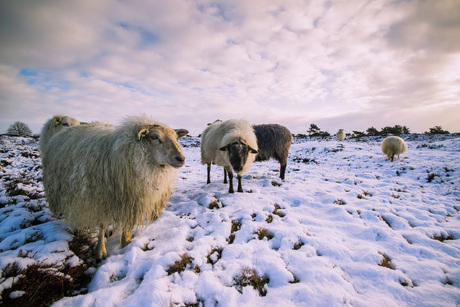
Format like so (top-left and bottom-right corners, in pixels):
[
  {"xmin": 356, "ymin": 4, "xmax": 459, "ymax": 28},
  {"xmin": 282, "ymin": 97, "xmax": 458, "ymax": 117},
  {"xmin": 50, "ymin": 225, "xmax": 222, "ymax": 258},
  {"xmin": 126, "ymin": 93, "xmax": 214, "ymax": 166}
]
[{"xmin": 39, "ymin": 116, "xmax": 407, "ymax": 259}]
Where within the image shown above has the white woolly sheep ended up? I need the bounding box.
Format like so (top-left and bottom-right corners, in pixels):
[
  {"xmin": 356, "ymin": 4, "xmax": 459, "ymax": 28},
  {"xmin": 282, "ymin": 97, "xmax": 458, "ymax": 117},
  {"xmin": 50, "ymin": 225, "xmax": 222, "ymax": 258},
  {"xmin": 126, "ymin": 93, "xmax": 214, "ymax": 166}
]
[
  {"xmin": 41, "ymin": 115, "xmax": 188, "ymax": 259},
  {"xmin": 336, "ymin": 129, "xmax": 346, "ymax": 141},
  {"xmin": 253, "ymin": 124, "xmax": 293, "ymax": 180},
  {"xmin": 39, "ymin": 115, "xmax": 80, "ymax": 153},
  {"xmin": 201, "ymin": 119, "xmax": 258, "ymax": 193},
  {"xmin": 381, "ymin": 136, "xmax": 407, "ymax": 162}
]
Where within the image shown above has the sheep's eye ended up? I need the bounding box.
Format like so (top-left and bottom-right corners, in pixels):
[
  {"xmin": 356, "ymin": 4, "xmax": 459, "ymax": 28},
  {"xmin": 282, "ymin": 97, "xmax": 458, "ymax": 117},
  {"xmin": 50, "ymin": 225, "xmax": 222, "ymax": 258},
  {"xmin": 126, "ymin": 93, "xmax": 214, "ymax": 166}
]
[
  {"xmin": 151, "ymin": 135, "xmax": 162, "ymax": 143},
  {"xmin": 248, "ymin": 149, "xmax": 252, "ymax": 153}
]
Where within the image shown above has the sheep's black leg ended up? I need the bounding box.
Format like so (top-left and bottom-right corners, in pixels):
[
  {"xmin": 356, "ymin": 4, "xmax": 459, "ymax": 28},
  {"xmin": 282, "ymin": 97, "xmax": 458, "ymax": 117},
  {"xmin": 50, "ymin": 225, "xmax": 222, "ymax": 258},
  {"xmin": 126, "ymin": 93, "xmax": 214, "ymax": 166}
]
[
  {"xmin": 280, "ymin": 163, "xmax": 287, "ymax": 180},
  {"xmin": 227, "ymin": 168, "xmax": 234, "ymax": 193},
  {"xmin": 207, "ymin": 163, "xmax": 211, "ymax": 184},
  {"xmin": 237, "ymin": 175, "xmax": 243, "ymax": 193},
  {"xmin": 223, "ymin": 168, "xmax": 228, "ymax": 184},
  {"xmin": 391, "ymin": 154, "xmax": 394, "ymax": 162}
]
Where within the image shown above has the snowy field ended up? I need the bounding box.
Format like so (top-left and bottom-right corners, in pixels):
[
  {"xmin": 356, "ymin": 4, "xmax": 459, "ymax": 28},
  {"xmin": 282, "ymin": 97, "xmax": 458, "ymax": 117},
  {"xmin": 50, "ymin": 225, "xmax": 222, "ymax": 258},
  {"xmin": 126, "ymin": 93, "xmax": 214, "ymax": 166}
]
[{"xmin": 1, "ymin": 134, "xmax": 460, "ymax": 306}]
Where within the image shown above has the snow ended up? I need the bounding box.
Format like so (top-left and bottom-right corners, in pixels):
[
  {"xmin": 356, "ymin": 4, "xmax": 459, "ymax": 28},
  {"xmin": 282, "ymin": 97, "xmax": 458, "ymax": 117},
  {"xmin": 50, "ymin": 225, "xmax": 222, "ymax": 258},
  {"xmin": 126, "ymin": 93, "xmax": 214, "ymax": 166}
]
[{"xmin": 0, "ymin": 134, "xmax": 459, "ymax": 306}]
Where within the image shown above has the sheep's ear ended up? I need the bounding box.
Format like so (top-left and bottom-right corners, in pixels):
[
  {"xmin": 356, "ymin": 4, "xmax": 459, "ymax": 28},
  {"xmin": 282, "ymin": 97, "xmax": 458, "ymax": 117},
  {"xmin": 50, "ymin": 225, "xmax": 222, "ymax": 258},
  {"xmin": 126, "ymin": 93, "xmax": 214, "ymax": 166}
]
[
  {"xmin": 248, "ymin": 146, "xmax": 258, "ymax": 154},
  {"xmin": 138, "ymin": 128, "xmax": 149, "ymax": 141},
  {"xmin": 175, "ymin": 129, "xmax": 189, "ymax": 139},
  {"xmin": 219, "ymin": 145, "xmax": 229, "ymax": 152},
  {"xmin": 53, "ymin": 117, "xmax": 61, "ymax": 127}
]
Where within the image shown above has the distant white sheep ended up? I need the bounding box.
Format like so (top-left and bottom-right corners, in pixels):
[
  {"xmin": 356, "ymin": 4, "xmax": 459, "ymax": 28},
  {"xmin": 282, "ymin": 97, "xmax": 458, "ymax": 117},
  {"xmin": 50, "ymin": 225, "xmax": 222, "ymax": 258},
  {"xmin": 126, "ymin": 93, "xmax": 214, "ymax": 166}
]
[
  {"xmin": 41, "ymin": 115, "xmax": 188, "ymax": 259},
  {"xmin": 381, "ymin": 136, "xmax": 407, "ymax": 162},
  {"xmin": 201, "ymin": 119, "xmax": 258, "ymax": 193},
  {"xmin": 39, "ymin": 115, "xmax": 80, "ymax": 153},
  {"xmin": 336, "ymin": 129, "xmax": 346, "ymax": 141},
  {"xmin": 253, "ymin": 124, "xmax": 293, "ymax": 180}
]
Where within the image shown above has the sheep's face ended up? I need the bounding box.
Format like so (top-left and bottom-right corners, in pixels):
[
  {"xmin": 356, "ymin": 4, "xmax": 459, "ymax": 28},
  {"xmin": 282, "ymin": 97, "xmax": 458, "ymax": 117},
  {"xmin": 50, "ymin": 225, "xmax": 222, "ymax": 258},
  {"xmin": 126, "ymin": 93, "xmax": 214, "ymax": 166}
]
[
  {"xmin": 53, "ymin": 116, "xmax": 80, "ymax": 129},
  {"xmin": 219, "ymin": 138, "xmax": 258, "ymax": 175},
  {"xmin": 138, "ymin": 125, "xmax": 188, "ymax": 168}
]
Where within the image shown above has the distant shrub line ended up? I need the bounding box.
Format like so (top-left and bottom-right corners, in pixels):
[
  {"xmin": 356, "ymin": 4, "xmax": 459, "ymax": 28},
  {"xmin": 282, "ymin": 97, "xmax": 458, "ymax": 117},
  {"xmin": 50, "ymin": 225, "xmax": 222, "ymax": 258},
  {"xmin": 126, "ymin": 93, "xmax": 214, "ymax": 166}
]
[{"xmin": 294, "ymin": 124, "xmax": 451, "ymax": 139}]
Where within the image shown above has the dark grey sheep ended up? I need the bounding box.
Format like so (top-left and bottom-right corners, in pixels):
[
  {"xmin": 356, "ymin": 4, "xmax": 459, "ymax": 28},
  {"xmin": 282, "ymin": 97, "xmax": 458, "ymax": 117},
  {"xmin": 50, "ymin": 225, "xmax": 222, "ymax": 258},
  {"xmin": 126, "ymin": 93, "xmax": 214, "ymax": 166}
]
[{"xmin": 253, "ymin": 124, "xmax": 293, "ymax": 180}]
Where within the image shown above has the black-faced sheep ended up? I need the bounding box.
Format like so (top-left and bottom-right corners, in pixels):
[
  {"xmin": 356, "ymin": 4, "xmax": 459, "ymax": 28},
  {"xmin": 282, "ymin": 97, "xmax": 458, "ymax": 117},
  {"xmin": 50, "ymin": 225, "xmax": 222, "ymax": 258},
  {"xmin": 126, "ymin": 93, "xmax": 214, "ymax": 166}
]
[
  {"xmin": 201, "ymin": 119, "xmax": 258, "ymax": 193},
  {"xmin": 41, "ymin": 115, "xmax": 188, "ymax": 259},
  {"xmin": 39, "ymin": 115, "xmax": 80, "ymax": 153},
  {"xmin": 253, "ymin": 124, "xmax": 293, "ymax": 180},
  {"xmin": 381, "ymin": 136, "xmax": 407, "ymax": 162},
  {"xmin": 336, "ymin": 129, "xmax": 346, "ymax": 141}
]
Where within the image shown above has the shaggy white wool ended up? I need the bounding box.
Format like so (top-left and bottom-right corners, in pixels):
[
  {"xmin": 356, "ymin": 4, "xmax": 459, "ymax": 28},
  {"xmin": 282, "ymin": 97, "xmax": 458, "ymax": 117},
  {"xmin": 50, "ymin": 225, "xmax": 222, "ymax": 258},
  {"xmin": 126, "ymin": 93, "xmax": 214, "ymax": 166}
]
[{"xmin": 381, "ymin": 136, "xmax": 408, "ymax": 161}]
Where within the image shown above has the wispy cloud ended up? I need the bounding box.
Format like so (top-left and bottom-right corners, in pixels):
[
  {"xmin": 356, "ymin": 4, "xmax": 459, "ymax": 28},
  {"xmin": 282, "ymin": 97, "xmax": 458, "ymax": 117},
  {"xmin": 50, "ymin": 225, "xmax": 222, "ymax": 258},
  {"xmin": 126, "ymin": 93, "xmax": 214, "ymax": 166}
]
[{"xmin": 1, "ymin": 0, "xmax": 459, "ymax": 134}]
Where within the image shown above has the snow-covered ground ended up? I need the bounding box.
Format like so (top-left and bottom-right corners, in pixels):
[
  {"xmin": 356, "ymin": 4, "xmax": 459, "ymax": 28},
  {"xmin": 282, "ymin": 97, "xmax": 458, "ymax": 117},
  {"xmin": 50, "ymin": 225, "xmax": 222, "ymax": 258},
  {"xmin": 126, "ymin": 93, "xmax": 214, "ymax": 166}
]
[{"xmin": 1, "ymin": 134, "xmax": 459, "ymax": 306}]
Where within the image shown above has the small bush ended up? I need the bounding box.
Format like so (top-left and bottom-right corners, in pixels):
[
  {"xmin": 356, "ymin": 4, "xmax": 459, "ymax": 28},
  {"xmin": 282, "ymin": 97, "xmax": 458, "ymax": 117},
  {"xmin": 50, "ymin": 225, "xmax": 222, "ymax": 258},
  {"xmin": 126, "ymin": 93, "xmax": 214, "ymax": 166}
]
[{"xmin": 426, "ymin": 126, "xmax": 449, "ymax": 135}]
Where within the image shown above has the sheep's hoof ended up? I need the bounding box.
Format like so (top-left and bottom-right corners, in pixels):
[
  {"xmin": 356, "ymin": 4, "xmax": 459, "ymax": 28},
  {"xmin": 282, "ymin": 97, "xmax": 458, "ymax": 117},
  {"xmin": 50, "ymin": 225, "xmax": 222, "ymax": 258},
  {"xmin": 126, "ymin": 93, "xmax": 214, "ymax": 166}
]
[
  {"xmin": 121, "ymin": 231, "xmax": 132, "ymax": 247},
  {"xmin": 121, "ymin": 239, "xmax": 131, "ymax": 248},
  {"xmin": 96, "ymin": 249, "xmax": 107, "ymax": 262}
]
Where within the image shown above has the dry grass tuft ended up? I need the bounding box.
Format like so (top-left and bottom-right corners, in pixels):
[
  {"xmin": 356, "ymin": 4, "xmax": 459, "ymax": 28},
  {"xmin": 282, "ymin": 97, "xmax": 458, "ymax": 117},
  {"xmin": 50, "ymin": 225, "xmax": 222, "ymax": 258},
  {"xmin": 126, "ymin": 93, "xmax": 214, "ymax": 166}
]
[
  {"xmin": 255, "ymin": 227, "xmax": 274, "ymax": 241},
  {"xmin": 432, "ymin": 233, "xmax": 454, "ymax": 242},
  {"xmin": 206, "ymin": 247, "xmax": 223, "ymax": 265},
  {"xmin": 293, "ymin": 241, "xmax": 304, "ymax": 250},
  {"xmin": 273, "ymin": 204, "xmax": 285, "ymax": 217},
  {"xmin": 271, "ymin": 181, "xmax": 281, "ymax": 187},
  {"xmin": 228, "ymin": 219, "xmax": 242, "ymax": 244},
  {"xmin": 166, "ymin": 253, "xmax": 193, "ymax": 275},
  {"xmin": 265, "ymin": 215, "xmax": 273, "ymax": 223},
  {"xmin": 1, "ymin": 261, "xmax": 91, "ymax": 307},
  {"xmin": 208, "ymin": 198, "xmax": 220, "ymax": 210},
  {"xmin": 233, "ymin": 268, "xmax": 270, "ymax": 296},
  {"xmin": 378, "ymin": 252, "xmax": 394, "ymax": 270}
]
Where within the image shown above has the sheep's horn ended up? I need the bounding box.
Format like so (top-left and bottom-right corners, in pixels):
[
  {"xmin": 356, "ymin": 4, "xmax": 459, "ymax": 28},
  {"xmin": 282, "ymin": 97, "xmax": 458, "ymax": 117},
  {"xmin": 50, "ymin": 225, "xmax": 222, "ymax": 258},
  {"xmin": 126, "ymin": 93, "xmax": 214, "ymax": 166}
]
[{"xmin": 138, "ymin": 128, "xmax": 149, "ymax": 141}]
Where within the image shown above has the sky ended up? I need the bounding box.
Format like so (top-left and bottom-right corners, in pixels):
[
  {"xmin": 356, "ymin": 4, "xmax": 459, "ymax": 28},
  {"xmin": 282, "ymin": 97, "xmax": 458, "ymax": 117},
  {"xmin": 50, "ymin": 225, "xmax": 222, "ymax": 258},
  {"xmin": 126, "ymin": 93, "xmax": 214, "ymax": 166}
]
[{"xmin": 1, "ymin": 0, "xmax": 459, "ymax": 136}]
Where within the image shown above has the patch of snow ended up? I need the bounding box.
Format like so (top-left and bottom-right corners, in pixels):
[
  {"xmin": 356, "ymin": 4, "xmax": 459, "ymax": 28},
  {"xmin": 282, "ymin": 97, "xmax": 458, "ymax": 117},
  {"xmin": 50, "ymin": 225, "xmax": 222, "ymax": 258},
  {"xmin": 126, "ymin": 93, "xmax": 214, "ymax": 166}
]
[{"xmin": 0, "ymin": 135, "xmax": 459, "ymax": 306}]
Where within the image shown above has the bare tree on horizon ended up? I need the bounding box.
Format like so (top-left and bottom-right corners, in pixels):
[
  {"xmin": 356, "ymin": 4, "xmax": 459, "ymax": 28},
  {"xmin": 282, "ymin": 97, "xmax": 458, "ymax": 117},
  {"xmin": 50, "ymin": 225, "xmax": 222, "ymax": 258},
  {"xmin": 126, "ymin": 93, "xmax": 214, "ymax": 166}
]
[{"xmin": 6, "ymin": 121, "xmax": 32, "ymax": 137}]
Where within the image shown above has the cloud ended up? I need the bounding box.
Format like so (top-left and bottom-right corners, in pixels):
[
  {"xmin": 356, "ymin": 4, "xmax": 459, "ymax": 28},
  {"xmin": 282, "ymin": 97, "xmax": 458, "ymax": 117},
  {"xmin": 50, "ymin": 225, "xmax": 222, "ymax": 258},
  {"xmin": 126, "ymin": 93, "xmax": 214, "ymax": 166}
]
[
  {"xmin": 0, "ymin": 1, "xmax": 111, "ymax": 68},
  {"xmin": 0, "ymin": 0, "xmax": 459, "ymax": 135}
]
